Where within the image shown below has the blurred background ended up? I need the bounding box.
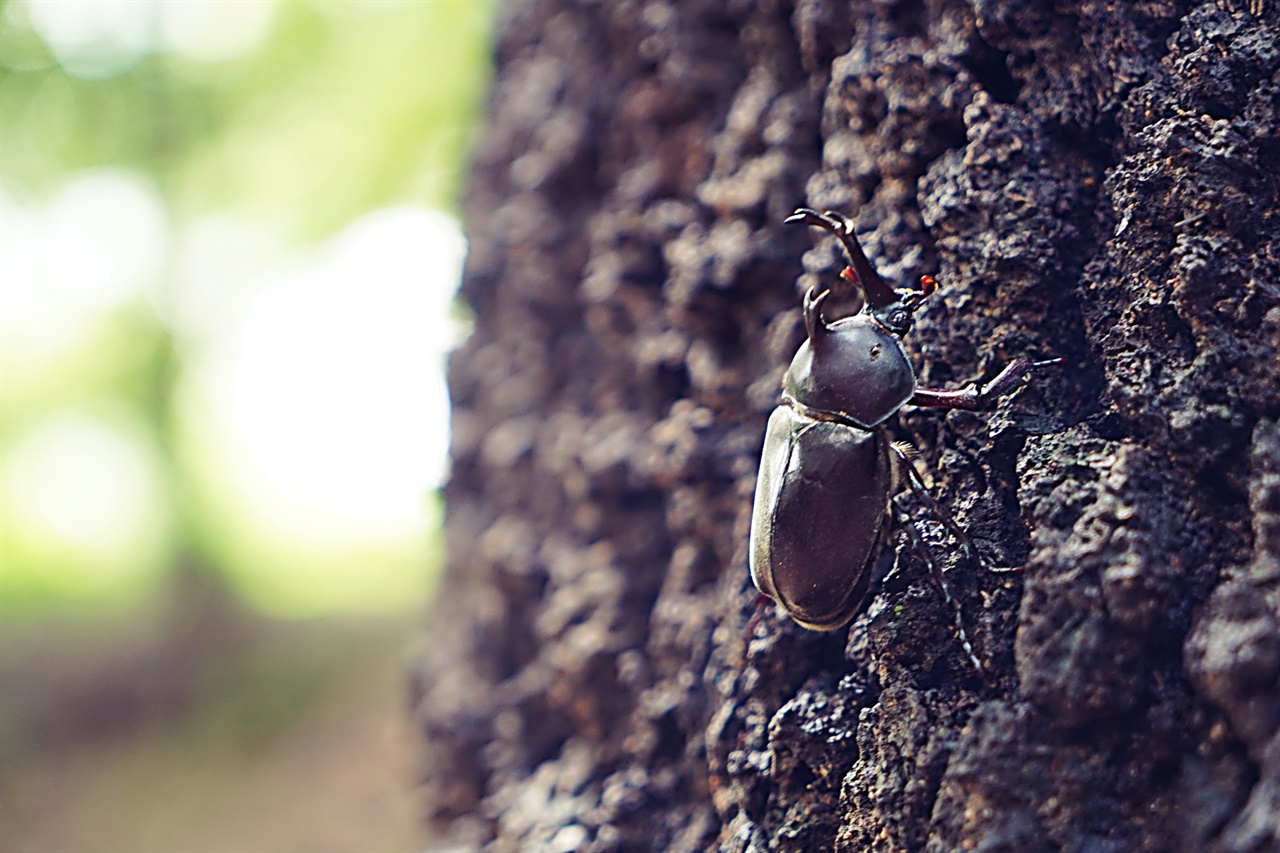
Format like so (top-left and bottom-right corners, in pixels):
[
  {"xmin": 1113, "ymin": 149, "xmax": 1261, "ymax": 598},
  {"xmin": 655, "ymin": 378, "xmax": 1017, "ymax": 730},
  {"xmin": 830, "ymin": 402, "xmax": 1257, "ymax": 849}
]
[{"xmin": 0, "ymin": 1, "xmax": 495, "ymax": 849}]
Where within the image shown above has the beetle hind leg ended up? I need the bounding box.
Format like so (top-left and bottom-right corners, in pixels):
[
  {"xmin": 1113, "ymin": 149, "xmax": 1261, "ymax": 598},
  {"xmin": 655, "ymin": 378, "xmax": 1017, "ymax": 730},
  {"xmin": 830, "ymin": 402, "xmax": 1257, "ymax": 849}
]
[
  {"xmin": 888, "ymin": 442, "xmax": 1020, "ymax": 574},
  {"xmin": 890, "ymin": 496, "xmax": 986, "ymax": 680}
]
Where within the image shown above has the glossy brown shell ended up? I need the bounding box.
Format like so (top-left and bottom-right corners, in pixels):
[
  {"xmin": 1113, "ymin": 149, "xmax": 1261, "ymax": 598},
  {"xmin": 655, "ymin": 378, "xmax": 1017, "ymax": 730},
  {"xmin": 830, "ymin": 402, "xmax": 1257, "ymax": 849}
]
[{"xmin": 748, "ymin": 405, "xmax": 899, "ymax": 630}]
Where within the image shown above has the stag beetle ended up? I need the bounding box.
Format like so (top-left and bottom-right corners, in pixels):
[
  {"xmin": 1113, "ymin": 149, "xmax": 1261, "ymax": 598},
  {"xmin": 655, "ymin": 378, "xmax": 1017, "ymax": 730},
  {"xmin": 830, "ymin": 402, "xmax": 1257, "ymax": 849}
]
[{"xmin": 748, "ymin": 208, "xmax": 1056, "ymax": 670}]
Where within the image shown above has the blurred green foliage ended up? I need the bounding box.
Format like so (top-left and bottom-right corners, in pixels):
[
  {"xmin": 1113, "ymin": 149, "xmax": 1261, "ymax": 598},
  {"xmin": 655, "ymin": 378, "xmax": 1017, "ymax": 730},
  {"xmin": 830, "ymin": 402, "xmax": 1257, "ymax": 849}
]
[
  {"xmin": 1, "ymin": 0, "xmax": 493, "ymax": 228},
  {"xmin": 0, "ymin": 0, "xmax": 496, "ymax": 620}
]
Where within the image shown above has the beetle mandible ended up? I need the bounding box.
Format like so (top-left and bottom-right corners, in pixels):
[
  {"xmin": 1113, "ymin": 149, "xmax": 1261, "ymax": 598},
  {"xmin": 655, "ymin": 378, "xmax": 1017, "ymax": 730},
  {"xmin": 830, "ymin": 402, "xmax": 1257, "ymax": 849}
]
[{"xmin": 748, "ymin": 208, "xmax": 1056, "ymax": 667}]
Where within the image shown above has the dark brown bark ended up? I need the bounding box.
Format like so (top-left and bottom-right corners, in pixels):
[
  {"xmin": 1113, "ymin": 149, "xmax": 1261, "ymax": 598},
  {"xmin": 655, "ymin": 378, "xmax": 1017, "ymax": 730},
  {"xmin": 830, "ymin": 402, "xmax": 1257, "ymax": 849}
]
[{"xmin": 411, "ymin": 1, "xmax": 1280, "ymax": 850}]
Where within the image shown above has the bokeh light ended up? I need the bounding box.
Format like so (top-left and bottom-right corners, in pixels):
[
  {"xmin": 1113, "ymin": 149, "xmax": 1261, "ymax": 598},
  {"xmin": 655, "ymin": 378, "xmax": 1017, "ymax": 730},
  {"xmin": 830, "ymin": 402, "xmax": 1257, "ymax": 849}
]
[
  {"xmin": 0, "ymin": 170, "xmax": 168, "ymax": 393},
  {"xmin": 175, "ymin": 207, "xmax": 465, "ymax": 615},
  {"xmin": 1, "ymin": 0, "xmax": 492, "ymax": 620},
  {"xmin": 1, "ymin": 405, "xmax": 173, "ymax": 607},
  {"xmin": 0, "ymin": 2, "xmax": 496, "ymax": 842}
]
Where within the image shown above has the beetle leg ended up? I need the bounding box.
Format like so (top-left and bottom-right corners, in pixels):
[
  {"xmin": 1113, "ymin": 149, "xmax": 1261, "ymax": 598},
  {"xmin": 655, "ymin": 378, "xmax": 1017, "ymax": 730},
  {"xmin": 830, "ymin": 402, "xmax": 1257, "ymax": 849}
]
[
  {"xmin": 890, "ymin": 495, "xmax": 987, "ymax": 680},
  {"xmin": 908, "ymin": 358, "xmax": 1063, "ymax": 410},
  {"xmin": 888, "ymin": 442, "xmax": 1019, "ymax": 573},
  {"xmin": 882, "ymin": 538, "xmax": 906, "ymax": 585}
]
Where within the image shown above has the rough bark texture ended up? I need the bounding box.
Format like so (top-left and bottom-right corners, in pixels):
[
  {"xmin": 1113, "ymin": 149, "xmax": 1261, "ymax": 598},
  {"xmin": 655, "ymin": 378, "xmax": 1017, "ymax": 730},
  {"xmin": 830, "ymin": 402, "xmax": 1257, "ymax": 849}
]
[{"xmin": 411, "ymin": 1, "xmax": 1280, "ymax": 851}]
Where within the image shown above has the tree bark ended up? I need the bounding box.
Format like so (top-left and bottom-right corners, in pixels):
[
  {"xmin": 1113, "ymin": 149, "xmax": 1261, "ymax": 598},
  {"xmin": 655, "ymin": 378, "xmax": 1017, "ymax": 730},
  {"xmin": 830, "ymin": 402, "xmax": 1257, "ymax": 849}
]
[{"xmin": 411, "ymin": 1, "xmax": 1280, "ymax": 850}]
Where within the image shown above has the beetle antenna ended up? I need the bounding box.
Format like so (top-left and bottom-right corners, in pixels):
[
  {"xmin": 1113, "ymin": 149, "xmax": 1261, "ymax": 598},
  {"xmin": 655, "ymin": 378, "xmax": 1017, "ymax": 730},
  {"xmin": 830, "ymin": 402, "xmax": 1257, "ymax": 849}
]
[{"xmin": 900, "ymin": 275, "xmax": 938, "ymax": 310}]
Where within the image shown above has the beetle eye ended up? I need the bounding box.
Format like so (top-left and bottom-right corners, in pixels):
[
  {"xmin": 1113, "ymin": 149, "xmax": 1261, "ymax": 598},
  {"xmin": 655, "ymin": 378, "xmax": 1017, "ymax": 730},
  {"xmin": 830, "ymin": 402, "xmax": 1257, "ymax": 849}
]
[{"xmin": 890, "ymin": 310, "xmax": 907, "ymax": 328}]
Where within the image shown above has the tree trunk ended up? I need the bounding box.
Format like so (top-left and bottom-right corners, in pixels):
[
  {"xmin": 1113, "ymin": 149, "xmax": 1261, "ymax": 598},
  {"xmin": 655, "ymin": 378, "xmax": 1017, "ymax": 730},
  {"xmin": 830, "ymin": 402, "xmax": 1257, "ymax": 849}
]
[{"xmin": 411, "ymin": 1, "xmax": 1280, "ymax": 850}]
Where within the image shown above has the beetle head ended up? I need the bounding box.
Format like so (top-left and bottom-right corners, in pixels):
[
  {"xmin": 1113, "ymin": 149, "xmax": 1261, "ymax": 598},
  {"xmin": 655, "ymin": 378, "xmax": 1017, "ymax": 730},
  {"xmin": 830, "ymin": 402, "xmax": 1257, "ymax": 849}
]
[{"xmin": 786, "ymin": 208, "xmax": 934, "ymax": 337}]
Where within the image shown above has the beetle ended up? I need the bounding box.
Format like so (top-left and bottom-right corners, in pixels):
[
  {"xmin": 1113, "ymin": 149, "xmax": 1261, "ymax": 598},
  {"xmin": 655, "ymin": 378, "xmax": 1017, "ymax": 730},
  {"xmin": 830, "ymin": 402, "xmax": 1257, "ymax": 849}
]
[{"xmin": 748, "ymin": 208, "xmax": 1056, "ymax": 668}]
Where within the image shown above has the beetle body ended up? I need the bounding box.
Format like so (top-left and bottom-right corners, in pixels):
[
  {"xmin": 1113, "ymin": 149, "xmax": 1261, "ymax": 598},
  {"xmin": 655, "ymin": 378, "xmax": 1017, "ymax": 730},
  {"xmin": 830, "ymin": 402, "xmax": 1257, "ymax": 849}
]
[
  {"xmin": 749, "ymin": 405, "xmax": 896, "ymax": 630},
  {"xmin": 749, "ymin": 208, "xmax": 1053, "ymax": 639}
]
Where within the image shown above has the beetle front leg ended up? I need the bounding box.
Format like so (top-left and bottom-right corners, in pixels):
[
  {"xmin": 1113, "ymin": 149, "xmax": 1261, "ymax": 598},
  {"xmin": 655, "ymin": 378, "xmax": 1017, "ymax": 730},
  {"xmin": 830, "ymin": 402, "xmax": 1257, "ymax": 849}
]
[{"xmin": 908, "ymin": 358, "xmax": 1062, "ymax": 411}]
